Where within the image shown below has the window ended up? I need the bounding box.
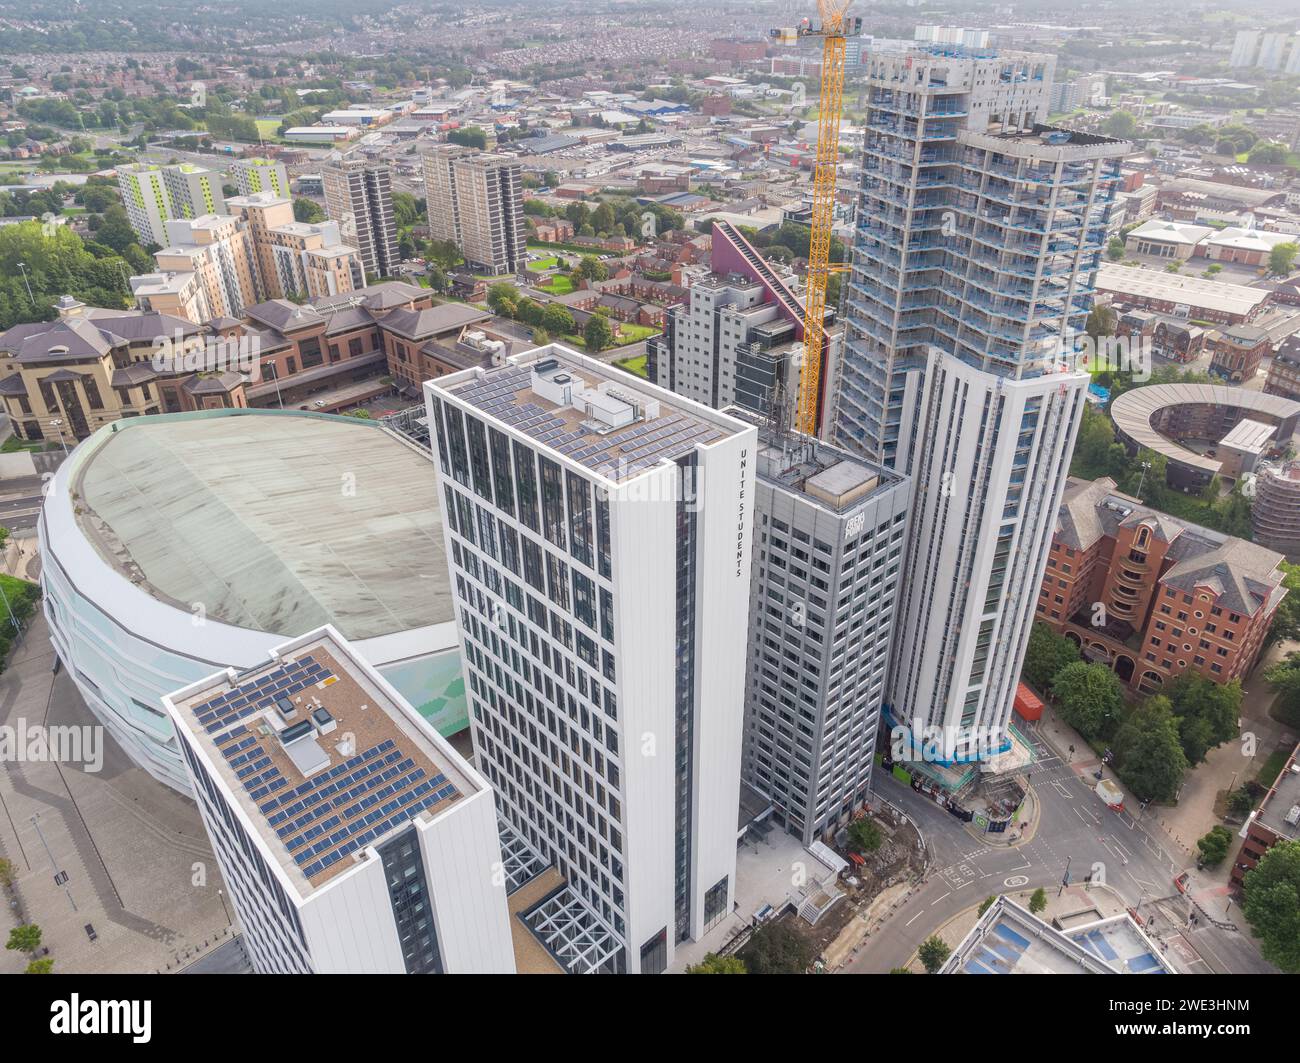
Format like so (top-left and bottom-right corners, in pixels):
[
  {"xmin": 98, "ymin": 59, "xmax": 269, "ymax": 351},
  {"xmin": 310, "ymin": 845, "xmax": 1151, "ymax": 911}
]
[
  {"xmin": 514, "ymin": 441, "xmax": 539, "ymax": 532},
  {"xmin": 490, "ymin": 429, "xmax": 514, "ymax": 516},
  {"xmin": 539, "ymin": 457, "xmax": 567, "ymax": 550},
  {"xmin": 567, "ymin": 470, "xmax": 593, "ymax": 567}
]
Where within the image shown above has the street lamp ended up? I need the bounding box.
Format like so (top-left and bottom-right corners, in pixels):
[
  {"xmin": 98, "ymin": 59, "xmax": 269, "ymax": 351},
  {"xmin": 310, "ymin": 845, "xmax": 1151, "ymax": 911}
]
[
  {"xmin": 48, "ymin": 418, "xmax": 68, "ymax": 456},
  {"xmin": 15, "ymin": 261, "xmax": 35, "ymax": 307},
  {"xmin": 264, "ymin": 363, "xmax": 284, "ymax": 409},
  {"xmin": 1135, "ymin": 459, "xmax": 1153, "ymax": 501}
]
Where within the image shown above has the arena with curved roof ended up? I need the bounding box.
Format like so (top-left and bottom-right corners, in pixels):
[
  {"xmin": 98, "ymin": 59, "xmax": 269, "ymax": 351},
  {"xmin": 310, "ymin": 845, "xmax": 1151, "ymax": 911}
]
[
  {"xmin": 1109, "ymin": 383, "xmax": 1300, "ymax": 489},
  {"xmin": 39, "ymin": 409, "xmax": 465, "ymax": 793}
]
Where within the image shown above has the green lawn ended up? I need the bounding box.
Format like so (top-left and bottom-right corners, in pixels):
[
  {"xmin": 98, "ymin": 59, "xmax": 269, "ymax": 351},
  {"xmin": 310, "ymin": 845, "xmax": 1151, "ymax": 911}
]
[
  {"xmin": 528, "ymin": 255, "xmax": 560, "ymax": 271},
  {"xmin": 529, "ymin": 239, "xmax": 610, "ymax": 257},
  {"xmin": 614, "ymin": 323, "xmax": 660, "ymax": 344},
  {"xmin": 539, "ymin": 275, "xmax": 575, "ymax": 295},
  {"xmin": 1256, "ymin": 745, "xmax": 1293, "ymax": 790},
  {"xmin": 614, "ymin": 354, "xmax": 648, "ymax": 378},
  {"xmin": 254, "ymin": 118, "xmax": 283, "ymax": 141},
  {"xmin": 0, "ymin": 436, "xmax": 44, "ymax": 454}
]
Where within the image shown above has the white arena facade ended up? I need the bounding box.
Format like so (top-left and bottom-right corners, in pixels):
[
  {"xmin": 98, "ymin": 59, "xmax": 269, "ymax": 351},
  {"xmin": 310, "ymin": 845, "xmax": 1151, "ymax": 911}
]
[{"xmin": 39, "ymin": 409, "xmax": 463, "ymax": 794}]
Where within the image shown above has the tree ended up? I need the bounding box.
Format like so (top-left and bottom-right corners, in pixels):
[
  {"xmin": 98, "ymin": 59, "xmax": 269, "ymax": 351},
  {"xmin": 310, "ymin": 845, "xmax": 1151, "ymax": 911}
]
[
  {"xmin": 1113, "ymin": 696, "xmax": 1188, "ymax": 803},
  {"xmin": 1085, "ymin": 303, "xmax": 1117, "ymax": 343},
  {"xmin": 1102, "ymin": 110, "xmax": 1139, "ymax": 139},
  {"xmin": 1071, "ymin": 402, "xmax": 1129, "ymax": 480},
  {"xmin": 486, "ymin": 282, "xmax": 518, "ymax": 319},
  {"xmin": 447, "ymin": 126, "xmax": 487, "ymax": 150},
  {"xmin": 1242, "ymin": 840, "xmax": 1300, "ymax": 973},
  {"xmin": 686, "ymin": 952, "xmax": 746, "ymax": 973},
  {"xmin": 1022, "ymin": 621, "xmax": 1081, "ymax": 691},
  {"xmin": 1268, "ymin": 242, "xmax": 1298, "ymax": 277},
  {"xmin": 6, "ymin": 924, "xmax": 41, "ymax": 953},
  {"xmin": 1248, "ymin": 142, "xmax": 1289, "ymax": 167},
  {"xmin": 583, "ymin": 314, "xmax": 614, "ymax": 352},
  {"xmin": 541, "ymin": 303, "xmax": 575, "ymax": 337},
  {"xmin": 1028, "ymin": 887, "xmax": 1048, "ymax": 915},
  {"xmin": 574, "ymin": 255, "xmax": 608, "ymax": 283},
  {"xmin": 291, "ymin": 197, "xmax": 324, "ymax": 223},
  {"xmin": 1268, "ymin": 562, "xmax": 1300, "ymax": 647},
  {"xmin": 25, "ymin": 958, "xmax": 54, "ymax": 974},
  {"xmin": 888, "ymin": 966, "xmax": 913, "ymax": 974},
  {"xmin": 94, "ymin": 204, "xmax": 138, "ymax": 254},
  {"xmin": 0, "ymin": 856, "xmax": 12, "ymax": 887},
  {"xmin": 515, "ymin": 297, "xmax": 545, "ymax": 328},
  {"xmin": 918, "ymin": 935, "xmax": 951, "ymax": 973},
  {"xmin": 1196, "ymin": 825, "xmax": 1233, "ymax": 867},
  {"xmin": 1106, "ymin": 236, "xmax": 1125, "ymax": 261},
  {"xmin": 978, "ymin": 895, "xmax": 997, "ymax": 916},
  {"xmin": 1264, "ymin": 652, "xmax": 1300, "ymax": 729},
  {"xmin": 1052, "ymin": 661, "xmax": 1126, "ymax": 741},
  {"xmin": 738, "ymin": 921, "xmax": 814, "ymax": 974},
  {"xmin": 392, "ymin": 191, "xmax": 421, "ymax": 230},
  {"xmin": 1165, "ymin": 675, "xmax": 1241, "ymax": 766},
  {"xmin": 531, "ymin": 327, "xmax": 550, "ymax": 346},
  {"xmin": 848, "ymin": 818, "xmax": 882, "ymax": 853}
]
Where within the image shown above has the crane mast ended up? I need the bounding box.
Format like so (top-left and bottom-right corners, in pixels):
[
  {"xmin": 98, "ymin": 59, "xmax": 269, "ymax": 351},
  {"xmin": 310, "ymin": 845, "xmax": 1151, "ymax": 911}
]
[{"xmin": 774, "ymin": 2, "xmax": 858, "ymax": 436}]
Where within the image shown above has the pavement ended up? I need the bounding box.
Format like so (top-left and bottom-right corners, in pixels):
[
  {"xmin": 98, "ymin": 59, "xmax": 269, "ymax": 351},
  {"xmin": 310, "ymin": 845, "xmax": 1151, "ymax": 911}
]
[{"xmin": 0, "ymin": 614, "xmax": 235, "ymax": 974}]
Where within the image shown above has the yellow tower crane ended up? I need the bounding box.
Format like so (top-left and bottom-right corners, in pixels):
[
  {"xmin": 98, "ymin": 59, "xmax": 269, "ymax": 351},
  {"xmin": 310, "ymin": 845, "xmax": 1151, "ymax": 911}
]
[{"xmin": 772, "ymin": 2, "xmax": 859, "ymax": 436}]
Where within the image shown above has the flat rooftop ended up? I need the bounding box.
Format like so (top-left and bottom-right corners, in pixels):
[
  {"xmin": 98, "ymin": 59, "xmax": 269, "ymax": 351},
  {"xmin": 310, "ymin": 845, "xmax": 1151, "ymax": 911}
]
[
  {"xmin": 731, "ymin": 410, "xmax": 902, "ymax": 514},
  {"xmin": 170, "ymin": 631, "xmax": 476, "ymax": 894},
  {"xmin": 1097, "ymin": 264, "xmax": 1272, "ymax": 317},
  {"xmin": 73, "ymin": 411, "xmax": 453, "ymax": 640},
  {"xmin": 1254, "ymin": 747, "xmax": 1300, "ymax": 843},
  {"xmin": 442, "ymin": 346, "xmax": 742, "ymax": 483}
]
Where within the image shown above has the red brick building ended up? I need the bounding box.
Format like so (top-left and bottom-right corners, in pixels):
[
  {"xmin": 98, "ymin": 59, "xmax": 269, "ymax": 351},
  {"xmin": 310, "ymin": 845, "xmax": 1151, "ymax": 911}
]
[
  {"xmin": 1231, "ymin": 742, "xmax": 1300, "ymax": 888},
  {"xmin": 1037, "ymin": 477, "xmax": 1287, "ymax": 696},
  {"xmin": 1207, "ymin": 324, "xmax": 1271, "ymax": 384}
]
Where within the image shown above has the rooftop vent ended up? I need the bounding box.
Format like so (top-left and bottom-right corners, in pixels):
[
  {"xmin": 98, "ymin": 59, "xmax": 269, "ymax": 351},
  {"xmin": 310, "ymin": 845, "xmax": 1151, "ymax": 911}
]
[{"xmin": 278, "ymin": 720, "xmax": 314, "ymax": 746}]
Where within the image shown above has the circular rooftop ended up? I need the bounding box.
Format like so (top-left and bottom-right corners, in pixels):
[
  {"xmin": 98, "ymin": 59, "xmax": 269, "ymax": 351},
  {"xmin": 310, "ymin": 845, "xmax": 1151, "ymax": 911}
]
[
  {"xmin": 1109, "ymin": 383, "xmax": 1300, "ymax": 475},
  {"xmin": 72, "ymin": 412, "xmax": 452, "ymax": 641}
]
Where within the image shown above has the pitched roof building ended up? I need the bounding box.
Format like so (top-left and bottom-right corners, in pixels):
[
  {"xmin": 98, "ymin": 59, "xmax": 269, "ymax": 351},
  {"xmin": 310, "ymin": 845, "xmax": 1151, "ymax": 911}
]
[{"xmin": 1037, "ymin": 477, "xmax": 1287, "ymax": 695}]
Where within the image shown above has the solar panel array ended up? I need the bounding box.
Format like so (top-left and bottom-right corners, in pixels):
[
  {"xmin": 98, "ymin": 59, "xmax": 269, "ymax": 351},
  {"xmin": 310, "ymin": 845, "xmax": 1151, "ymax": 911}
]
[
  {"xmin": 455, "ymin": 362, "xmax": 729, "ymax": 481},
  {"xmin": 196, "ymin": 655, "xmax": 332, "ymax": 735},
  {"xmin": 205, "ymin": 661, "xmax": 461, "ymax": 886}
]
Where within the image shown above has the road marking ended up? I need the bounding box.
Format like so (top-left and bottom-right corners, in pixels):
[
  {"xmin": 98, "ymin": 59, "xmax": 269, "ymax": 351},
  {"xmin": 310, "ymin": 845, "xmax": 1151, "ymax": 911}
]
[
  {"xmin": 905, "ymin": 908, "xmax": 925, "ymax": 926},
  {"xmin": 1074, "ymin": 808, "xmax": 1087, "ymax": 823},
  {"xmin": 931, "ymin": 891, "xmax": 951, "ymax": 905}
]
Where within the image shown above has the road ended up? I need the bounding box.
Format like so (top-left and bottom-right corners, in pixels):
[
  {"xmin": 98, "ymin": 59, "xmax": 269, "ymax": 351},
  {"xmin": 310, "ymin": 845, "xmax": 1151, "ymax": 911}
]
[
  {"xmin": 844, "ymin": 725, "xmax": 1277, "ymax": 973},
  {"xmin": 0, "ymin": 493, "xmax": 45, "ymax": 535}
]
